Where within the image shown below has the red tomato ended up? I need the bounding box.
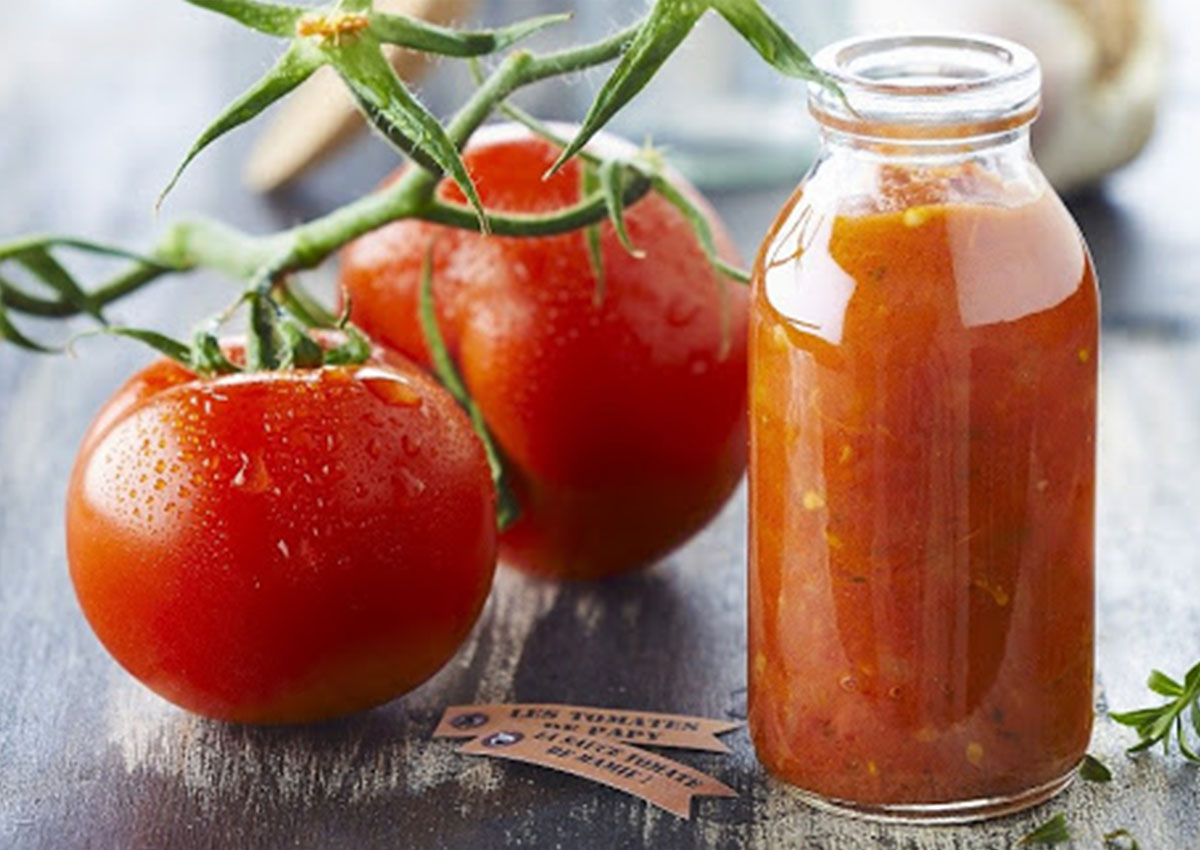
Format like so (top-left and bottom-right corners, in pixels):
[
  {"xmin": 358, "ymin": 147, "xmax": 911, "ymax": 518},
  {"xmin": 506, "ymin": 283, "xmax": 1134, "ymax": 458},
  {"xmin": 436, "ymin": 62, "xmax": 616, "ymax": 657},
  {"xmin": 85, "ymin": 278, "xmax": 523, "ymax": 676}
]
[
  {"xmin": 66, "ymin": 345, "xmax": 496, "ymax": 724},
  {"xmin": 341, "ymin": 125, "xmax": 749, "ymax": 580}
]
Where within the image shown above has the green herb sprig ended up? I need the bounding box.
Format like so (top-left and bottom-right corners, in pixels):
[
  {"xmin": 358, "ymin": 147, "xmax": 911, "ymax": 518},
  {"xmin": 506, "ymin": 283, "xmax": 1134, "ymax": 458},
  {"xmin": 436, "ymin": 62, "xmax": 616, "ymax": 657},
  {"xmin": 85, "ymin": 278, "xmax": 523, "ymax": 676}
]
[{"xmin": 1111, "ymin": 659, "xmax": 1200, "ymax": 761}]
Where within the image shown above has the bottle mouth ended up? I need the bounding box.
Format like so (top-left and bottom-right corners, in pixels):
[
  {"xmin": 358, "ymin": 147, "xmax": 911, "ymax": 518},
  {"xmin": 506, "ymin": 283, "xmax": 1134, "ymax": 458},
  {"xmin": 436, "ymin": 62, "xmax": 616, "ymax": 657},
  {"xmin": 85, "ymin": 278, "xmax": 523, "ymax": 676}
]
[{"xmin": 809, "ymin": 33, "xmax": 1042, "ymax": 141}]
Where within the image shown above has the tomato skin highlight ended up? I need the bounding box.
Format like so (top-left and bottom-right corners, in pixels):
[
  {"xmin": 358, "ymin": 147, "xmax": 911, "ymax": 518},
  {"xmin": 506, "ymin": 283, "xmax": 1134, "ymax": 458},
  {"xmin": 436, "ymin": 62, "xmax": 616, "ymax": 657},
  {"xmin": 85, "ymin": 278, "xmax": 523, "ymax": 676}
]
[
  {"xmin": 341, "ymin": 125, "xmax": 749, "ymax": 579},
  {"xmin": 66, "ymin": 348, "xmax": 496, "ymax": 724}
]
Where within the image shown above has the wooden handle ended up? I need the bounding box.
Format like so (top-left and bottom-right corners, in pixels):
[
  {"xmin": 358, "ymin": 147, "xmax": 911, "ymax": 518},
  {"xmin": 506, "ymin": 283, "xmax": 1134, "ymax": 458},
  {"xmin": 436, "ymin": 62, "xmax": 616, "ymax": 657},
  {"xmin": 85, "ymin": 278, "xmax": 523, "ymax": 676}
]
[{"xmin": 243, "ymin": 0, "xmax": 479, "ymax": 193}]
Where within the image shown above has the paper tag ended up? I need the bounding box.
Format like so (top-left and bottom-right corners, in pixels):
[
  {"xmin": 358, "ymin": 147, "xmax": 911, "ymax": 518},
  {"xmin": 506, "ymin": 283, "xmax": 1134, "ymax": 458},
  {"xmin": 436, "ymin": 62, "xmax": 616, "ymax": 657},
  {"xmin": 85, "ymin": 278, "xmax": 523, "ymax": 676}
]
[
  {"xmin": 435, "ymin": 704, "xmax": 741, "ymax": 753},
  {"xmin": 458, "ymin": 724, "xmax": 737, "ymax": 818}
]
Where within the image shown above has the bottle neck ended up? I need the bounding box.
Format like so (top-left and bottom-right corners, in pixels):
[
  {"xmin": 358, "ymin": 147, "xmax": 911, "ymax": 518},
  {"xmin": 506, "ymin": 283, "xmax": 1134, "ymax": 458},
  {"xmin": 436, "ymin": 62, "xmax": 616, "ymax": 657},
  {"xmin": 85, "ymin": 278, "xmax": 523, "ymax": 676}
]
[
  {"xmin": 809, "ymin": 33, "xmax": 1042, "ymax": 164},
  {"xmin": 818, "ymin": 122, "xmax": 1035, "ymax": 162}
]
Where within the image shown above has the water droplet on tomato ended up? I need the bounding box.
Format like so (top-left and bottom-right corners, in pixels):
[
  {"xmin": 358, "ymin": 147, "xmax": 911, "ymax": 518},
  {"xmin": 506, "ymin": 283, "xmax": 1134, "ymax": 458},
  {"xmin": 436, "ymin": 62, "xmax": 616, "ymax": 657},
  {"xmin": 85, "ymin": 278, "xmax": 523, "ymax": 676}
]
[
  {"xmin": 230, "ymin": 452, "xmax": 270, "ymax": 493},
  {"xmin": 838, "ymin": 674, "xmax": 858, "ymax": 692},
  {"xmin": 399, "ymin": 468, "xmax": 427, "ymax": 497},
  {"xmin": 358, "ymin": 369, "xmax": 423, "ymax": 409}
]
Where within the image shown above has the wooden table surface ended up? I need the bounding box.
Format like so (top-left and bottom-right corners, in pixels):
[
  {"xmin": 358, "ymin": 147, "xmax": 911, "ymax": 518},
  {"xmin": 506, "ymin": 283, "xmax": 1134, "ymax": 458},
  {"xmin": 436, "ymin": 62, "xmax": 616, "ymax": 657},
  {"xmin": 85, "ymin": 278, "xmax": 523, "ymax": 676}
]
[{"xmin": 2, "ymin": 3, "xmax": 1198, "ymax": 848}]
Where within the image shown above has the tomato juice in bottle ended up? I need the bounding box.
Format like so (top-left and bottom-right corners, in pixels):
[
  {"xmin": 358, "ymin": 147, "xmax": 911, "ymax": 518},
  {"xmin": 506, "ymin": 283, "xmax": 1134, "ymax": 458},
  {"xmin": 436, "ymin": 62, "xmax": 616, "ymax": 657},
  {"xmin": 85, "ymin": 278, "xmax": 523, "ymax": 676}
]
[{"xmin": 748, "ymin": 34, "xmax": 1098, "ymax": 822}]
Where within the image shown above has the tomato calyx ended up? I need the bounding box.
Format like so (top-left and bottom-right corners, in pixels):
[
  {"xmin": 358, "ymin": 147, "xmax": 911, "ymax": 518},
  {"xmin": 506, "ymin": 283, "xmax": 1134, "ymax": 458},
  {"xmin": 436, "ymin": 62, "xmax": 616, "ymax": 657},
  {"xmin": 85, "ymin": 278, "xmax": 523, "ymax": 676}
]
[
  {"xmin": 78, "ymin": 257, "xmax": 520, "ymax": 532},
  {"xmin": 417, "ymin": 245, "xmax": 521, "ymax": 531},
  {"xmin": 81, "ymin": 278, "xmax": 373, "ymax": 378}
]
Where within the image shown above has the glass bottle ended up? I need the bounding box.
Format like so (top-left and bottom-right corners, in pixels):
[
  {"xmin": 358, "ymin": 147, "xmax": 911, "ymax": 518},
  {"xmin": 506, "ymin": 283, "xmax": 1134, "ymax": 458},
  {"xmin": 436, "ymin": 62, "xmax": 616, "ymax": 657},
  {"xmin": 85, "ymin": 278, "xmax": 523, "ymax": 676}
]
[{"xmin": 748, "ymin": 34, "xmax": 1098, "ymax": 822}]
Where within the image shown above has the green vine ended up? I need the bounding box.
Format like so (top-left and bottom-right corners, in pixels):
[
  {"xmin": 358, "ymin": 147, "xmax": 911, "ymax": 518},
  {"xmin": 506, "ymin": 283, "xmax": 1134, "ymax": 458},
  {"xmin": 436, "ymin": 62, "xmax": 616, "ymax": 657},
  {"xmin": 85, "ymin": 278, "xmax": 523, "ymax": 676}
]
[
  {"xmin": 0, "ymin": 0, "xmax": 835, "ymax": 517},
  {"xmin": 0, "ymin": 0, "xmax": 832, "ymax": 353}
]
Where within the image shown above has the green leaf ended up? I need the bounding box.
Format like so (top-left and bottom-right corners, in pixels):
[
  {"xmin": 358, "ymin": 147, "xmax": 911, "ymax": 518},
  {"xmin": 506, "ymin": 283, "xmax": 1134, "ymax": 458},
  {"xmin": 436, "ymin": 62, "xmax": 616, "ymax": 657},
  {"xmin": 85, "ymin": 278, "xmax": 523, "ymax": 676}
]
[
  {"xmin": 551, "ymin": 0, "xmax": 840, "ymax": 176},
  {"xmin": 417, "ymin": 246, "xmax": 520, "ymax": 531},
  {"xmin": 549, "ymin": 0, "xmax": 706, "ymax": 175},
  {"xmin": 647, "ymin": 170, "xmax": 749, "ymax": 283},
  {"xmin": 652, "ymin": 179, "xmax": 734, "ymax": 355},
  {"xmin": 496, "ymin": 99, "xmax": 605, "ymax": 168},
  {"xmin": 278, "ymin": 281, "xmax": 328, "ymax": 329},
  {"xmin": 370, "ymin": 11, "xmax": 571, "ymax": 56},
  {"xmin": 1103, "ymin": 828, "xmax": 1141, "ymax": 850},
  {"xmin": 16, "ymin": 250, "xmax": 104, "ymax": 321},
  {"xmin": 0, "ymin": 278, "xmax": 71, "ymax": 317},
  {"xmin": 634, "ymin": 159, "xmax": 746, "ymax": 357},
  {"xmin": 599, "ymin": 159, "xmax": 646, "ymax": 259},
  {"xmin": 1109, "ymin": 707, "xmax": 1162, "ymax": 728},
  {"xmin": 581, "ymin": 165, "xmax": 606, "ymax": 305},
  {"xmin": 1079, "ymin": 753, "xmax": 1112, "ymax": 783},
  {"xmin": 183, "ymin": 0, "xmax": 304, "ymax": 37},
  {"xmin": 1185, "ymin": 659, "xmax": 1200, "ymax": 691},
  {"xmin": 1018, "ymin": 813, "xmax": 1071, "ymax": 846},
  {"xmin": 279, "ymin": 320, "xmax": 325, "ymax": 369},
  {"xmin": 0, "ymin": 285, "xmax": 58, "ymax": 353},
  {"xmin": 190, "ymin": 330, "xmax": 242, "ymax": 375},
  {"xmin": 1177, "ymin": 715, "xmax": 1200, "ymax": 762},
  {"xmin": 160, "ymin": 42, "xmax": 322, "ymax": 207},
  {"xmin": 710, "ymin": 0, "xmax": 827, "ymax": 83},
  {"xmin": 94, "ymin": 327, "xmax": 193, "ymax": 367},
  {"xmin": 322, "ymin": 326, "xmax": 372, "ymax": 366},
  {"xmin": 1148, "ymin": 670, "xmax": 1184, "ymax": 697},
  {"xmin": 1145, "ymin": 705, "xmax": 1180, "ymax": 743},
  {"xmin": 247, "ymin": 291, "xmax": 283, "ymax": 370},
  {"xmin": 274, "ymin": 277, "xmax": 342, "ymax": 330},
  {"xmin": 0, "ymin": 235, "xmax": 166, "ymax": 267},
  {"xmin": 327, "ymin": 37, "xmax": 490, "ymax": 232}
]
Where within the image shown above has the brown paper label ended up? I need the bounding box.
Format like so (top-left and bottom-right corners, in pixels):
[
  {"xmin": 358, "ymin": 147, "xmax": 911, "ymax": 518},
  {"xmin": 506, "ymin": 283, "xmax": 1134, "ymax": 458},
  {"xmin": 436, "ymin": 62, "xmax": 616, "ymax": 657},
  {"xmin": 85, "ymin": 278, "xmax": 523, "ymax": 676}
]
[
  {"xmin": 458, "ymin": 724, "xmax": 737, "ymax": 818},
  {"xmin": 435, "ymin": 704, "xmax": 740, "ymax": 753}
]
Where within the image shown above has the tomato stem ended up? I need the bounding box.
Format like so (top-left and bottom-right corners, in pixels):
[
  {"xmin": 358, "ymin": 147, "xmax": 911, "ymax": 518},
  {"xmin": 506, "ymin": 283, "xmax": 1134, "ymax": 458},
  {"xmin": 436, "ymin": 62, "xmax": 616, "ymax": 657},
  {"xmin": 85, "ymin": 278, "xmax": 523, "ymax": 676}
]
[{"xmin": 0, "ymin": 4, "xmax": 768, "ymax": 350}]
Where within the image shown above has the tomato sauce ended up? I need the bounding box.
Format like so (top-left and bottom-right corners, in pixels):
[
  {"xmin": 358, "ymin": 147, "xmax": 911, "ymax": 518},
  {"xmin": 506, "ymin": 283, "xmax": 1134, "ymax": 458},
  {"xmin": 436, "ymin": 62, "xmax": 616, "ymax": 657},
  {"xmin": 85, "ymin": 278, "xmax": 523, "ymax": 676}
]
[{"xmin": 748, "ymin": 164, "xmax": 1098, "ymax": 809}]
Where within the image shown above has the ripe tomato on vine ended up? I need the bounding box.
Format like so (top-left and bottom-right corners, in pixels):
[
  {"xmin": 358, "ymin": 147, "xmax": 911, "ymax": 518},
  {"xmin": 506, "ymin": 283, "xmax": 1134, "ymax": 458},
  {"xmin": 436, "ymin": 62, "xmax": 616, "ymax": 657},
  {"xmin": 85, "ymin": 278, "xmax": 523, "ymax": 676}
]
[
  {"xmin": 342, "ymin": 126, "xmax": 749, "ymax": 579},
  {"xmin": 67, "ymin": 343, "xmax": 496, "ymax": 723}
]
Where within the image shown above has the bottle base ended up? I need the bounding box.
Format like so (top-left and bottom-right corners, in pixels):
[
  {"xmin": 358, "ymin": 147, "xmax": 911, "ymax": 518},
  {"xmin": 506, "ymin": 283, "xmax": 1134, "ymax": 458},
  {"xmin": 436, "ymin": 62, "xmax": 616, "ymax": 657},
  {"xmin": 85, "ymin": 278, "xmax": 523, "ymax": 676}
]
[{"xmin": 770, "ymin": 763, "xmax": 1079, "ymax": 825}]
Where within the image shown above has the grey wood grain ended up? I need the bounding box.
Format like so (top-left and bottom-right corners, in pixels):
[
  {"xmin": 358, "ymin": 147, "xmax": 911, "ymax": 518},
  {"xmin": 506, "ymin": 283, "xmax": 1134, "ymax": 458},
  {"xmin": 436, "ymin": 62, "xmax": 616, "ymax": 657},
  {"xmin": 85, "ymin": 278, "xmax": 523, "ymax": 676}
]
[{"xmin": 2, "ymin": 2, "xmax": 1200, "ymax": 849}]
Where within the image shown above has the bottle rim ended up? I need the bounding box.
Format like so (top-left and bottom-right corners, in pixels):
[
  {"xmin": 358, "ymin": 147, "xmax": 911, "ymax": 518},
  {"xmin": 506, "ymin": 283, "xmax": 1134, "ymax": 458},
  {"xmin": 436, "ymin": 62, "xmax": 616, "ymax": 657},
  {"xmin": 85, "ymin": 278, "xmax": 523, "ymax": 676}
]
[{"xmin": 809, "ymin": 33, "xmax": 1042, "ymax": 142}]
